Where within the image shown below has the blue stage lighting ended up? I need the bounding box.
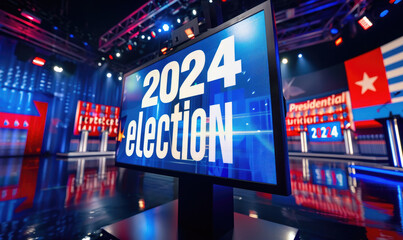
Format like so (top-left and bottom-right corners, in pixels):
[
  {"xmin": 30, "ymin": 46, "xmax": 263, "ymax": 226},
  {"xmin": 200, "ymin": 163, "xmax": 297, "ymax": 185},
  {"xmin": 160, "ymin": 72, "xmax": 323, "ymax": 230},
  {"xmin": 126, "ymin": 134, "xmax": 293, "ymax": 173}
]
[
  {"xmin": 395, "ymin": 0, "xmax": 401, "ymax": 4},
  {"xmin": 53, "ymin": 26, "xmax": 58, "ymax": 30},
  {"xmin": 162, "ymin": 24, "xmax": 170, "ymax": 31},
  {"xmin": 69, "ymin": 34, "xmax": 74, "ymax": 38},
  {"xmin": 83, "ymin": 42, "xmax": 88, "ymax": 46},
  {"xmin": 380, "ymin": 10, "xmax": 389, "ymax": 18},
  {"xmin": 330, "ymin": 28, "xmax": 338, "ymax": 34},
  {"xmin": 298, "ymin": 53, "xmax": 303, "ymax": 58}
]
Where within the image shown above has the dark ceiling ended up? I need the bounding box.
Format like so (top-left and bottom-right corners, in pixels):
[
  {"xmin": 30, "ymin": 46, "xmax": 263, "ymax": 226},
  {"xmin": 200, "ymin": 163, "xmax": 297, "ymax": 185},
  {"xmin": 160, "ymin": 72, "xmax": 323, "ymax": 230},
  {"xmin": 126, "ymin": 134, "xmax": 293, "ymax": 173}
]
[{"xmin": 1, "ymin": 0, "xmax": 403, "ymax": 74}]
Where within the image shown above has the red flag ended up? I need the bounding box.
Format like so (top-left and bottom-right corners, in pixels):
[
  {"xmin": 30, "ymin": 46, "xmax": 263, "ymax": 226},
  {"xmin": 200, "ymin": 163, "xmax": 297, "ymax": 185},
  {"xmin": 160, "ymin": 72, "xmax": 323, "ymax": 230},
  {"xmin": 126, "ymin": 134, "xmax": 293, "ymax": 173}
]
[{"xmin": 344, "ymin": 48, "xmax": 390, "ymax": 109}]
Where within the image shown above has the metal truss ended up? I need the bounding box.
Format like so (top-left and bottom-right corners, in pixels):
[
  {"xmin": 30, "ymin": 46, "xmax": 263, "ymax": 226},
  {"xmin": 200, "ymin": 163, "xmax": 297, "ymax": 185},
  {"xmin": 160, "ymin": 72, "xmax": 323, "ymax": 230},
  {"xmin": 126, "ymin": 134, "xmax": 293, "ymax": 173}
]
[
  {"xmin": 276, "ymin": 0, "xmax": 368, "ymax": 52},
  {"xmin": 0, "ymin": 9, "xmax": 96, "ymax": 63},
  {"xmin": 98, "ymin": 0, "xmax": 192, "ymax": 53}
]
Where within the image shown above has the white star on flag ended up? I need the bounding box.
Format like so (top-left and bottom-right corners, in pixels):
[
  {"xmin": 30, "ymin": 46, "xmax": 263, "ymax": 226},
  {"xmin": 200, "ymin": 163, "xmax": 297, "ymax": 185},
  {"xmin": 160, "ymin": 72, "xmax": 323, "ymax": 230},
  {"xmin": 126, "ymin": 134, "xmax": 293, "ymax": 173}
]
[{"xmin": 355, "ymin": 72, "xmax": 378, "ymax": 94}]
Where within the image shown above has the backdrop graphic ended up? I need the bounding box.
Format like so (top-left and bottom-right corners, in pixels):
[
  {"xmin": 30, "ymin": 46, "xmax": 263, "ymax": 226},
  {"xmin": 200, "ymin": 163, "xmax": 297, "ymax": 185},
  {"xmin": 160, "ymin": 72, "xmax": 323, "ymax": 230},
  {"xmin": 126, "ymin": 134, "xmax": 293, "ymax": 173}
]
[
  {"xmin": 345, "ymin": 36, "xmax": 403, "ymax": 124},
  {"xmin": 0, "ymin": 35, "xmax": 122, "ymax": 155}
]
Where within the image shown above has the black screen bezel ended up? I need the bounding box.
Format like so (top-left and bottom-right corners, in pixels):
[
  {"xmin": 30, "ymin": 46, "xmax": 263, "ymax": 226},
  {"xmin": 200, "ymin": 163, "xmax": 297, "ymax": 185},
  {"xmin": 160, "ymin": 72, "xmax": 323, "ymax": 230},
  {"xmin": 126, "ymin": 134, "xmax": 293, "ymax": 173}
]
[{"xmin": 117, "ymin": 1, "xmax": 290, "ymax": 196}]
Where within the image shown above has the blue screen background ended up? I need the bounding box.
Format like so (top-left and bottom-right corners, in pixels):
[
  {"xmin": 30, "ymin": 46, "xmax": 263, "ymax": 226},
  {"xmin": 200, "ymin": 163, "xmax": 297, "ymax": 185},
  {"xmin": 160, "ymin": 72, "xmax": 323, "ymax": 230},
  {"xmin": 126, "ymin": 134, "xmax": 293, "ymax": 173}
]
[{"xmin": 117, "ymin": 11, "xmax": 278, "ymax": 185}]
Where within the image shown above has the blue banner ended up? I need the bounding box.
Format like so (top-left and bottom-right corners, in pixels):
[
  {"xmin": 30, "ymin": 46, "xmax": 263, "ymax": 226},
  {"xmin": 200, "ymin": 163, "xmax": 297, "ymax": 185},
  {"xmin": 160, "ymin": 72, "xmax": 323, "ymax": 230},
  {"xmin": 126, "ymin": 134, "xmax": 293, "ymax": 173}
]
[
  {"xmin": 117, "ymin": 11, "xmax": 278, "ymax": 185},
  {"xmin": 307, "ymin": 122, "xmax": 343, "ymax": 142}
]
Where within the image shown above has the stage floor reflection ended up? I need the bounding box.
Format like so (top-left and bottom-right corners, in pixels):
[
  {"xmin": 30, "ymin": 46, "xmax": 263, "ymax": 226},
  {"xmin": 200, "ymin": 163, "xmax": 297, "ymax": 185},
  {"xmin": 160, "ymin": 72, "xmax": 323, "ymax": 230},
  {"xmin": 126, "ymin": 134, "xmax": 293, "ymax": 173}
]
[{"xmin": 0, "ymin": 156, "xmax": 402, "ymax": 239}]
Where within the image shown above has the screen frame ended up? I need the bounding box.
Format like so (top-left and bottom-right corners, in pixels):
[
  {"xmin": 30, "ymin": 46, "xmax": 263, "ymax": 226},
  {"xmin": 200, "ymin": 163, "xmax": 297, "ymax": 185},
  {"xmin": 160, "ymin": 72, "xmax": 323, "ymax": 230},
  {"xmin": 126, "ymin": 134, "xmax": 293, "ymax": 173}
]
[{"xmin": 117, "ymin": 1, "xmax": 290, "ymax": 195}]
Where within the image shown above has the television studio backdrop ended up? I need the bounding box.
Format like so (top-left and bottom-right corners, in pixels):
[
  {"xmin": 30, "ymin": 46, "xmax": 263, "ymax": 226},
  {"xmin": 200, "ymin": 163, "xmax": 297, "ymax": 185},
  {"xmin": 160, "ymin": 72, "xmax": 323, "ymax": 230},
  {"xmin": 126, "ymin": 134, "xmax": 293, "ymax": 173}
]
[{"xmin": 0, "ymin": 0, "xmax": 403, "ymax": 239}]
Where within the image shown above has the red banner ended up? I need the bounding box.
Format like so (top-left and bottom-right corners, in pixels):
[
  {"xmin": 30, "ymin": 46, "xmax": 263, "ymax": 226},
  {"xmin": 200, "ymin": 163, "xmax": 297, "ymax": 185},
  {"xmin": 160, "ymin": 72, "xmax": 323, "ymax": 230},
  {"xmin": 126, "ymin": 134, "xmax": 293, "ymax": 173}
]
[{"xmin": 73, "ymin": 101, "xmax": 120, "ymax": 137}]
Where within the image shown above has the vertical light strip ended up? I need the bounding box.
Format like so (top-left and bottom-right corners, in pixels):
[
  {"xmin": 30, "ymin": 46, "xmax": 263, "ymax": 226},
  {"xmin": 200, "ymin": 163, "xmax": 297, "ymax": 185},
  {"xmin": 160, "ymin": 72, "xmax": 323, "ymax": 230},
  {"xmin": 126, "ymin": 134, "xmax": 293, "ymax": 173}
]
[
  {"xmin": 393, "ymin": 118, "xmax": 403, "ymax": 167},
  {"xmin": 387, "ymin": 119, "xmax": 399, "ymax": 167}
]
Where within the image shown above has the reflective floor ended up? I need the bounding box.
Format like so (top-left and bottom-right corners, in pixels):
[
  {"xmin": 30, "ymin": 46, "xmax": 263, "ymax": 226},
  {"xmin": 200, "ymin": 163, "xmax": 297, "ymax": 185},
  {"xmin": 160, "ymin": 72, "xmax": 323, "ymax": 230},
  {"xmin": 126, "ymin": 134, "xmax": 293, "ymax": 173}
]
[{"xmin": 0, "ymin": 156, "xmax": 402, "ymax": 239}]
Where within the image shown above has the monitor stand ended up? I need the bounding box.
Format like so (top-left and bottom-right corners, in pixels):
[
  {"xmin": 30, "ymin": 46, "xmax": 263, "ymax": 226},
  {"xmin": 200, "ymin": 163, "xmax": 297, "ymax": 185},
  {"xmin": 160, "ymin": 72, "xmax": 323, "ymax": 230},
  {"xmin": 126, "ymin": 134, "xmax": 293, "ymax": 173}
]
[{"xmin": 102, "ymin": 175, "xmax": 299, "ymax": 240}]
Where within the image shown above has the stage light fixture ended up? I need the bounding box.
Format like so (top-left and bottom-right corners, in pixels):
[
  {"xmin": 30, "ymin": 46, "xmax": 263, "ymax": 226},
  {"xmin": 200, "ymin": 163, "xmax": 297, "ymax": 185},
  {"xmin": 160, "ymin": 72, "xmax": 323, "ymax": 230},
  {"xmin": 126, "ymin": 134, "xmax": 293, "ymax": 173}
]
[
  {"xmin": 107, "ymin": 73, "xmax": 112, "ymax": 78},
  {"xmin": 98, "ymin": 62, "xmax": 102, "ymax": 67},
  {"xmin": 394, "ymin": 0, "xmax": 401, "ymax": 4},
  {"xmin": 162, "ymin": 24, "xmax": 170, "ymax": 31},
  {"xmin": 116, "ymin": 52, "xmax": 121, "ymax": 58},
  {"xmin": 128, "ymin": 44, "xmax": 133, "ymax": 51},
  {"xmin": 53, "ymin": 66, "xmax": 63, "ymax": 73},
  {"xmin": 209, "ymin": 0, "xmax": 213, "ymax": 3},
  {"xmin": 380, "ymin": 10, "xmax": 389, "ymax": 17},
  {"xmin": 53, "ymin": 26, "xmax": 58, "ymax": 30},
  {"xmin": 101, "ymin": 57, "xmax": 106, "ymax": 61},
  {"xmin": 147, "ymin": 36, "xmax": 151, "ymax": 40},
  {"xmin": 282, "ymin": 58, "xmax": 288, "ymax": 64},
  {"xmin": 158, "ymin": 28, "xmax": 162, "ymax": 33},
  {"xmin": 151, "ymin": 31, "xmax": 156, "ymax": 38},
  {"xmin": 141, "ymin": 35, "xmax": 145, "ymax": 39},
  {"xmin": 358, "ymin": 16, "xmax": 373, "ymax": 30},
  {"xmin": 21, "ymin": 10, "xmax": 41, "ymax": 24},
  {"xmin": 185, "ymin": 28, "xmax": 195, "ymax": 38},
  {"xmin": 335, "ymin": 37, "xmax": 343, "ymax": 46},
  {"xmin": 330, "ymin": 28, "xmax": 338, "ymax": 34},
  {"xmin": 298, "ymin": 54, "xmax": 302, "ymax": 58},
  {"xmin": 69, "ymin": 34, "xmax": 74, "ymax": 38},
  {"xmin": 32, "ymin": 57, "xmax": 46, "ymax": 66},
  {"xmin": 118, "ymin": 76, "xmax": 123, "ymax": 81},
  {"xmin": 161, "ymin": 47, "xmax": 168, "ymax": 53},
  {"xmin": 109, "ymin": 54, "xmax": 113, "ymax": 60},
  {"xmin": 83, "ymin": 42, "xmax": 88, "ymax": 46},
  {"xmin": 177, "ymin": 18, "xmax": 181, "ymax": 24},
  {"xmin": 192, "ymin": 9, "xmax": 197, "ymax": 16}
]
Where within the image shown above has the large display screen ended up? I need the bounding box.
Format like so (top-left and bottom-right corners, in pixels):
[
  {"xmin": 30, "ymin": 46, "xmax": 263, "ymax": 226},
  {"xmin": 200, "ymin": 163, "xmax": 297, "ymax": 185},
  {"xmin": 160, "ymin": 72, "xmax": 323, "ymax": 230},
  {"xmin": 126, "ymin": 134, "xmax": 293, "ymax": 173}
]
[{"xmin": 116, "ymin": 3, "xmax": 290, "ymax": 194}]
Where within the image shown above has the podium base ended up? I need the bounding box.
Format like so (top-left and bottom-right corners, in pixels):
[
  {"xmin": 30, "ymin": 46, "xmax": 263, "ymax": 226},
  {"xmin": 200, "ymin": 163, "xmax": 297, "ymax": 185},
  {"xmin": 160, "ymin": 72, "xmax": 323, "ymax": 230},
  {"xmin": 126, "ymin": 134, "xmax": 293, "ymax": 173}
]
[{"xmin": 101, "ymin": 200, "xmax": 298, "ymax": 240}]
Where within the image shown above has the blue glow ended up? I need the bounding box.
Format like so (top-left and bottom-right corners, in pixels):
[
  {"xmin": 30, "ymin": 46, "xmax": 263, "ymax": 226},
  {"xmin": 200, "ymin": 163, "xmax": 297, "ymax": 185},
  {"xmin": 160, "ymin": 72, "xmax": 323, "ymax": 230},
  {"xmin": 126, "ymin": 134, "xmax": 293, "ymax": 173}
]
[
  {"xmin": 69, "ymin": 34, "xmax": 74, "ymax": 38},
  {"xmin": 350, "ymin": 165, "xmax": 403, "ymax": 177},
  {"xmin": 395, "ymin": 0, "xmax": 401, "ymax": 4},
  {"xmin": 162, "ymin": 24, "xmax": 170, "ymax": 32},
  {"xmin": 380, "ymin": 10, "xmax": 389, "ymax": 18},
  {"xmin": 53, "ymin": 26, "xmax": 58, "ymax": 30},
  {"xmin": 298, "ymin": 53, "xmax": 303, "ymax": 58},
  {"xmin": 352, "ymin": 173, "xmax": 403, "ymax": 186},
  {"xmin": 83, "ymin": 42, "xmax": 88, "ymax": 46},
  {"xmin": 330, "ymin": 28, "xmax": 338, "ymax": 34}
]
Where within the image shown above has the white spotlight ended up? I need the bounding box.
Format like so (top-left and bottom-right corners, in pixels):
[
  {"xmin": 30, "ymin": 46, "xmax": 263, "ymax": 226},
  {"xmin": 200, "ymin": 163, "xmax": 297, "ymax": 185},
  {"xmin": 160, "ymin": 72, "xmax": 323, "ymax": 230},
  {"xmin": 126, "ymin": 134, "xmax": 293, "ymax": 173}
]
[
  {"xmin": 192, "ymin": 9, "xmax": 197, "ymax": 16},
  {"xmin": 53, "ymin": 66, "xmax": 63, "ymax": 72},
  {"xmin": 282, "ymin": 58, "xmax": 288, "ymax": 64},
  {"xmin": 98, "ymin": 62, "xmax": 102, "ymax": 67},
  {"xmin": 177, "ymin": 18, "xmax": 181, "ymax": 24},
  {"xmin": 118, "ymin": 76, "xmax": 122, "ymax": 81},
  {"xmin": 107, "ymin": 73, "xmax": 112, "ymax": 78},
  {"xmin": 147, "ymin": 36, "xmax": 151, "ymax": 40},
  {"xmin": 116, "ymin": 52, "xmax": 121, "ymax": 58},
  {"xmin": 298, "ymin": 54, "xmax": 303, "ymax": 58}
]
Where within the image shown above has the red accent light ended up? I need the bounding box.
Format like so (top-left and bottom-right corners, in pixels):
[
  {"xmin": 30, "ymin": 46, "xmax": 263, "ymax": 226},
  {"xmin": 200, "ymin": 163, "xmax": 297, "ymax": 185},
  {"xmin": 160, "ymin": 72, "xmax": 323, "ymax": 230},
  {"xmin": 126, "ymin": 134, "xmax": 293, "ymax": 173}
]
[
  {"xmin": 128, "ymin": 44, "xmax": 133, "ymax": 51},
  {"xmin": 185, "ymin": 28, "xmax": 195, "ymax": 39},
  {"xmin": 151, "ymin": 31, "xmax": 156, "ymax": 38},
  {"xmin": 109, "ymin": 54, "xmax": 113, "ymax": 60},
  {"xmin": 32, "ymin": 57, "xmax": 46, "ymax": 66},
  {"xmin": 161, "ymin": 47, "xmax": 168, "ymax": 53},
  {"xmin": 21, "ymin": 11, "xmax": 41, "ymax": 24},
  {"xmin": 222, "ymin": 0, "xmax": 227, "ymax": 2},
  {"xmin": 335, "ymin": 37, "xmax": 343, "ymax": 46},
  {"xmin": 358, "ymin": 16, "xmax": 373, "ymax": 30}
]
